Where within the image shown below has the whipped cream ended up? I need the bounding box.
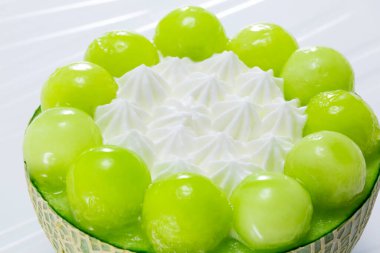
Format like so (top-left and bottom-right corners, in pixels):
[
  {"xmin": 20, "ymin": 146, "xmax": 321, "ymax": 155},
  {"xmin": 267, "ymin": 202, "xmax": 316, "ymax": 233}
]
[
  {"xmin": 212, "ymin": 98, "xmax": 261, "ymax": 141},
  {"xmin": 149, "ymin": 99, "xmax": 212, "ymax": 135},
  {"xmin": 174, "ymin": 72, "xmax": 227, "ymax": 106},
  {"xmin": 236, "ymin": 68, "xmax": 283, "ymax": 104},
  {"xmin": 246, "ymin": 134, "xmax": 293, "ymax": 172},
  {"xmin": 94, "ymin": 52, "xmax": 307, "ymax": 196},
  {"xmin": 198, "ymin": 51, "xmax": 249, "ymax": 83},
  {"xmin": 152, "ymin": 57, "xmax": 194, "ymax": 85},
  {"xmin": 117, "ymin": 65, "xmax": 169, "ymax": 110},
  {"xmin": 95, "ymin": 98, "xmax": 150, "ymax": 140}
]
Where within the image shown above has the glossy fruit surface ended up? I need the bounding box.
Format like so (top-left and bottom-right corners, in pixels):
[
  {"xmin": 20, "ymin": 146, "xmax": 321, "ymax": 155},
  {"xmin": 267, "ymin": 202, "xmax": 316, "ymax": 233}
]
[
  {"xmin": 228, "ymin": 23, "xmax": 298, "ymax": 76},
  {"xmin": 284, "ymin": 131, "xmax": 366, "ymax": 210},
  {"xmin": 281, "ymin": 47, "xmax": 354, "ymax": 105},
  {"xmin": 24, "ymin": 107, "xmax": 102, "ymax": 194},
  {"xmin": 101, "ymin": 220, "xmax": 153, "ymax": 252},
  {"xmin": 210, "ymin": 238, "xmax": 254, "ymax": 253},
  {"xmin": 85, "ymin": 31, "xmax": 159, "ymax": 77},
  {"xmin": 66, "ymin": 145, "xmax": 151, "ymax": 238},
  {"xmin": 302, "ymin": 155, "xmax": 380, "ymax": 244},
  {"xmin": 231, "ymin": 172, "xmax": 313, "ymax": 252},
  {"xmin": 142, "ymin": 173, "xmax": 232, "ymax": 253},
  {"xmin": 304, "ymin": 90, "xmax": 379, "ymax": 157},
  {"xmin": 41, "ymin": 62, "xmax": 117, "ymax": 116},
  {"xmin": 154, "ymin": 6, "xmax": 228, "ymax": 61}
]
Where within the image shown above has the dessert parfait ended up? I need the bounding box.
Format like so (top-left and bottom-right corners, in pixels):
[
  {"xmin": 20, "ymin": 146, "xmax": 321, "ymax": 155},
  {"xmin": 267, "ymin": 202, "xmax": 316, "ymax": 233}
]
[{"xmin": 23, "ymin": 6, "xmax": 380, "ymax": 253}]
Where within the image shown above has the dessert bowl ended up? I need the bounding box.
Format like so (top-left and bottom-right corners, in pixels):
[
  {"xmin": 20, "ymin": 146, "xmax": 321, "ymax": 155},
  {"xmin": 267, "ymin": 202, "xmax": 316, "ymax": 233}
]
[{"xmin": 22, "ymin": 6, "xmax": 380, "ymax": 253}]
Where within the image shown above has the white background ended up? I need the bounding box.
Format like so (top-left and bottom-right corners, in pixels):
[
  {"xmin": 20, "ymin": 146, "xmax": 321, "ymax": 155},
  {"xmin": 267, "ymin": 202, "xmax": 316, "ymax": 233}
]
[{"xmin": 0, "ymin": 0, "xmax": 379, "ymax": 252}]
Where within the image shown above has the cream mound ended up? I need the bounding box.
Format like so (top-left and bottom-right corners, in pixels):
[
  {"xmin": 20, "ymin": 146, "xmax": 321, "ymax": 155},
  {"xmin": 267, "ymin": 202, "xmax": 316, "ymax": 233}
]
[{"xmin": 95, "ymin": 51, "xmax": 306, "ymax": 196}]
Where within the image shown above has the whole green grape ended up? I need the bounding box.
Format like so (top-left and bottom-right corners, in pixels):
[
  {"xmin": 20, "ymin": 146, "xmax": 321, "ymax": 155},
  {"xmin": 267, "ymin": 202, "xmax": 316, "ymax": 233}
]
[
  {"xmin": 85, "ymin": 31, "xmax": 159, "ymax": 77},
  {"xmin": 23, "ymin": 107, "xmax": 102, "ymax": 194},
  {"xmin": 284, "ymin": 131, "xmax": 366, "ymax": 210},
  {"xmin": 304, "ymin": 90, "xmax": 379, "ymax": 157},
  {"xmin": 41, "ymin": 62, "xmax": 117, "ymax": 116},
  {"xmin": 66, "ymin": 145, "xmax": 151, "ymax": 239},
  {"xmin": 231, "ymin": 171, "xmax": 313, "ymax": 252},
  {"xmin": 281, "ymin": 47, "xmax": 354, "ymax": 105},
  {"xmin": 142, "ymin": 173, "xmax": 232, "ymax": 253},
  {"xmin": 154, "ymin": 6, "xmax": 228, "ymax": 61},
  {"xmin": 228, "ymin": 23, "xmax": 298, "ymax": 76},
  {"xmin": 210, "ymin": 238, "xmax": 254, "ymax": 253}
]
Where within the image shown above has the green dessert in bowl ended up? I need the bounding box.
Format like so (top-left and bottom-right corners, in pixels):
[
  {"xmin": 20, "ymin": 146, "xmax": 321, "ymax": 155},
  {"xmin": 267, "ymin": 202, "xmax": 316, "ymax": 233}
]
[{"xmin": 24, "ymin": 6, "xmax": 380, "ymax": 253}]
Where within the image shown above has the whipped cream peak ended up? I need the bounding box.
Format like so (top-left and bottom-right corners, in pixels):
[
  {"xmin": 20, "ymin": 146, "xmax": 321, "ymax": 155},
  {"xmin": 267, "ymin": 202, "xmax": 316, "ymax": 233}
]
[
  {"xmin": 151, "ymin": 159, "xmax": 201, "ymax": 181},
  {"xmin": 191, "ymin": 132, "xmax": 244, "ymax": 165},
  {"xmin": 174, "ymin": 72, "xmax": 227, "ymax": 106},
  {"xmin": 236, "ymin": 67, "xmax": 284, "ymax": 104},
  {"xmin": 94, "ymin": 98, "xmax": 150, "ymax": 140},
  {"xmin": 204, "ymin": 159, "xmax": 262, "ymax": 197},
  {"xmin": 212, "ymin": 98, "xmax": 261, "ymax": 141},
  {"xmin": 199, "ymin": 51, "xmax": 249, "ymax": 83},
  {"xmin": 147, "ymin": 124, "xmax": 196, "ymax": 161},
  {"xmin": 246, "ymin": 134, "xmax": 293, "ymax": 172},
  {"xmin": 261, "ymin": 99, "xmax": 307, "ymax": 140},
  {"xmin": 150, "ymin": 98, "xmax": 211, "ymax": 135},
  {"xmin": 106, "ymin": 130, "xmax": 155, "ymax": 167},
  {"xmin": 117, "ymin": 65, "xmax": 169, "ymax": 110},
  {"xmin": 152, "ymin": 57, "xmax": 194, "ymax": 86}
]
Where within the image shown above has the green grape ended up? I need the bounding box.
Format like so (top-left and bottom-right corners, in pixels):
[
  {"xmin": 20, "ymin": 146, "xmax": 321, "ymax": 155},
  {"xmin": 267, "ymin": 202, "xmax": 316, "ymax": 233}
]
[
  {"xmin": 102, "ymin": 220, "xmax": 153, "ymax": 252},
  {"xmin": 142, "ymin": 173, "xmax": 232, "ymax": 253},
  {"xmin": 303, "ymin": 155, "xmax": 380, "ymax": 244},
  {"xmin": 42, "ymin": 190, "xmax": 74, "ymax": 223},
  {"xmin": 228, "ymin": 23, "xmax": 298, "ymax": 76},
  {"xmin": 281, "ymin": 47, "xmax": 354, "ymax": 105},
  {"xmin": 41, "ymin": 62, "xmax": 117, "ymax": 116},
  {"xmin": 85, "ymin": 31, "xmax": 159, "ymax": 77},
  {"xmin": 154, "ymin": 6, "xmax": 228, "ymax": 61},
  {"xmin": 231, "ymin": 172, "xmax": 313, "ymax": 252},
  {"xmin": 66, "ymin": 145, "xmax": 151, "ymax": 239},
  {"xmin": 210, "ymin": 238, "xmax": 254, "ymax": 253},
  {"xmin": 304, "ymin": 90, "xmax": 380, "ymax": 157},
  {"xmin": 23, "ymin": 107, "xmax": 102, "ymax": 194},
  {"xmin": 284, "ymin": 131, "xmax": 366, "ymax": 210}
]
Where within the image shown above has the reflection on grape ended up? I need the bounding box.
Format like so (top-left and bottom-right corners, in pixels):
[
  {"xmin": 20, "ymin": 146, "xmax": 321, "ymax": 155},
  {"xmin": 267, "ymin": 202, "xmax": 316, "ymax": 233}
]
[
  {"xmin": 281, "ymin": 47, "xmax": 354, "ymax": 105},
  {"xmin": 229, "ymin": 23, "xmax": 298, "ymax": 76},
  {"xmin": 304, "ymin": 90, "xmax": 380, "ymax": 157},
  {"xmin": 85, "ymin": 31, "xmax": 159, "ymax": 77},
  {"xmin": 23, "ymin": 107, "xmax": 102, "ymax": 194},
  {"xmin": 231, "ymin": 171, "xmax": 313, "ymax": 252},
  {"xmin": 142, "ymin": 173, "xmax": 232, "ymax": 253},
  {"xmin": 303, "ymin": 156, "xmax": 380, "ymax": 244},
  {"xmin": 66, "ymin": 145, "xmax": 151, "ymax": 239},
  {"xmin": 284, "ymin": 131, "xmax": 366, "ymax": 210},
  {"xmin": 154, "ymin": 6, "xmax": 228, "ymax": 61},
  {"xmin": 41, "ymin": 62, "xmax": 118, "ymax": 116}
]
